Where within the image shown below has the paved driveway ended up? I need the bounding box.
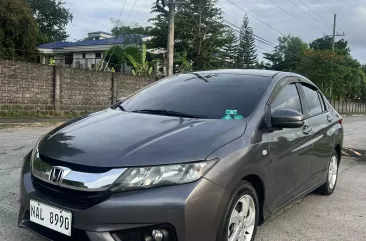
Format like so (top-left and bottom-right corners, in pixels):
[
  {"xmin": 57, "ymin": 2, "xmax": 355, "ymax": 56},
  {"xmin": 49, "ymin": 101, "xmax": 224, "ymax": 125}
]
[{"xmin": 1, "ymin": 117, "xmax": 366, "ymax": 240}]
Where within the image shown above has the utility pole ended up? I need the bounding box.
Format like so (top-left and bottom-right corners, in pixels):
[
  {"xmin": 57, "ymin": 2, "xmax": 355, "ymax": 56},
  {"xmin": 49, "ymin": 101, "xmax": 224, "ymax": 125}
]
[
  {"xmin": 323, "ymin": 14, "xmax": 345, "ymax": 98},
  {"xmin": 324, "ymin": 14, "xmax": 345, "ymax": 50},
  {"xmin": 167, "ymin": 1, "xmax": 175, "ymax": 77},
  {"xmin": 332, "ymin": 14, "xmax": 336, "ymax": 51},
  {"xmin": 166, "ymin": 1, "xmax": 187, "ymax": 77}
]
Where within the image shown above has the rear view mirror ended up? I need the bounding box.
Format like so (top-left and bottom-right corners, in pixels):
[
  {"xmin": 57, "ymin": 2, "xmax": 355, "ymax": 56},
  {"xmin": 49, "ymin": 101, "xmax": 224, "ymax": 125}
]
[{"xmin": 271, "ymin": 109, "xmax": 304, "ymax": 128}]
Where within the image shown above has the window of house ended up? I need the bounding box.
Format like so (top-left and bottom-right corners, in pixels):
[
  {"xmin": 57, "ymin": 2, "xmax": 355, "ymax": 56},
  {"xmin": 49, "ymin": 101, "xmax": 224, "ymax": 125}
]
[
  {"xmin": 95, "ymin": 53, "xmax": 102, "ymax": 58},
  {"xmin": 272, "ymin": 84, "xmax": 303, "ymax": 114},
  {"xmin": 82, "ymin": 53, "xmax": 86, "ymax": 59},
  {"xmin": 301, "ymin": 84, "xmax": 323, "ymax": 116},
  {"xmin": 91, "ymin": 64, "xmax": 95, "ymax": 69}
]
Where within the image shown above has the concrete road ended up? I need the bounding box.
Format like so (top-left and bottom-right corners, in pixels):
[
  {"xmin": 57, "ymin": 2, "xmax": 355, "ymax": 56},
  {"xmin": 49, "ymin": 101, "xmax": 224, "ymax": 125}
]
[
  {"xmin": 0, "ymin": 117, "xmax": 366, "ymax": 241},
  {"xmin": 343, "ymin": 116, "xmax": 366, "ymax": 150},
  {"xmin": 256, "ymin": 156, "xmax": 366, "ymax": 241}
]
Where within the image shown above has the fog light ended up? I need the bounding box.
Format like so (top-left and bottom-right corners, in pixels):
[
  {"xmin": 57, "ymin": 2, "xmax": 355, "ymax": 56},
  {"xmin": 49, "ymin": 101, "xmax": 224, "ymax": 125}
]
[{"xmin": 152, "ymin": 229, "xmax": 164, "ymax": 241}]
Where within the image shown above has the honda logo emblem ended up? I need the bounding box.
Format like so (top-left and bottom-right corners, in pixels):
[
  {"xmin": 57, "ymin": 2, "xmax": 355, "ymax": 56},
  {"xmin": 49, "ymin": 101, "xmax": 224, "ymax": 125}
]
[{"xmin": 49, "ymin": 167, "xmax": 64, "ymax": 183}]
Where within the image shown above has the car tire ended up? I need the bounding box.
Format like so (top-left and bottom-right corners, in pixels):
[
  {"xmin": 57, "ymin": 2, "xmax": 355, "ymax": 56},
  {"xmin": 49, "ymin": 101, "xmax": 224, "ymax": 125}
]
[
  {"xmin": 217, "ymin": 181, "xmax": 259, "ymax": 241},
  {"xmin": 317, "ymin": 150, "xmax": 339, "ymax": 195}
]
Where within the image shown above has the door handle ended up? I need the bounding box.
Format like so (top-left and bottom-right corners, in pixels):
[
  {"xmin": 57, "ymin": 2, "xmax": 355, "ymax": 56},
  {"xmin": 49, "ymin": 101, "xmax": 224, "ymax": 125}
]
[
  {"xmin": 327, "ymin": 115, "xmax": 333, "ymax": 123},
  {"xmin": 303, "ymin": 126, "xmax": 312, "ymax": 135}
]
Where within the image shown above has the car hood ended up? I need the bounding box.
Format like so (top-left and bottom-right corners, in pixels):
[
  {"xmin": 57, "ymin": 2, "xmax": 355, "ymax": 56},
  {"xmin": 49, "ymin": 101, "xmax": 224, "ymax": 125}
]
[{"xmin": 39, "ymin": 109, "xmax": 247, "ymax": 168}]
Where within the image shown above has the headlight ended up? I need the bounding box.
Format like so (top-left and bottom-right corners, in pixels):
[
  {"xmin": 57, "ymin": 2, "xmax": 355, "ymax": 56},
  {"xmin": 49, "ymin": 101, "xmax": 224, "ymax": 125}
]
[
  {"xmin": 30, "ymin": 137, "xmax": 43, "ymax": 168},
  {"xmin": 110, "ymin": 160, "xmax": 217, "ymax": 192}
]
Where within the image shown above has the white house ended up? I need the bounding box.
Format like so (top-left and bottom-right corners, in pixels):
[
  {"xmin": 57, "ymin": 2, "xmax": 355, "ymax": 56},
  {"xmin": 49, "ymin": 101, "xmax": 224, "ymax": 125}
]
[{"xmin": 38, "ymin": 31, "xmax": 156, "ymax": 71}]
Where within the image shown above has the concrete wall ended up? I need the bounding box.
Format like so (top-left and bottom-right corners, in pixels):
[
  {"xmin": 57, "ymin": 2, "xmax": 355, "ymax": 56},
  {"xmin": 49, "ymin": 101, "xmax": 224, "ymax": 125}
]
[{"xmin": 0, "ymin": 60, "xmax": 155, "ymax": 115}]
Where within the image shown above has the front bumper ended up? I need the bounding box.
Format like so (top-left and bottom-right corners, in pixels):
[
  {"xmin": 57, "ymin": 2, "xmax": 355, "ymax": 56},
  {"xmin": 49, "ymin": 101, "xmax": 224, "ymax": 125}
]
[{"xmin": 18, "ymin": 153, "xmax": 226, "ymax": 241}]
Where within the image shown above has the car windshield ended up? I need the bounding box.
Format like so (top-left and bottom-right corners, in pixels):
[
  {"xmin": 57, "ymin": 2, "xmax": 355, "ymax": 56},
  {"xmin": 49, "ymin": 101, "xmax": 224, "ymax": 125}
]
[{"xmin": 121, "ymin": 73, "xmax": 271, "ymax": 119}]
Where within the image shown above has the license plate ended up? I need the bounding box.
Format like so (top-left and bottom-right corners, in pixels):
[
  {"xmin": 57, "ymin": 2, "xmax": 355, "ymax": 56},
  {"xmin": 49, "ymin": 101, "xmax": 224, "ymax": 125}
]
[{"xmin": 30, "ymin": 200, "xmax": 72, "ymax": 236}]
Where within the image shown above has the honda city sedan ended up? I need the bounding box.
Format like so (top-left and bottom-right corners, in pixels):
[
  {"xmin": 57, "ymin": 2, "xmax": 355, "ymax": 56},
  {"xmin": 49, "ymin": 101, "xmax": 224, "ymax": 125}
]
[{"xmin": 19, "ymin": 69, "xmax": 343, "ymax": 241}]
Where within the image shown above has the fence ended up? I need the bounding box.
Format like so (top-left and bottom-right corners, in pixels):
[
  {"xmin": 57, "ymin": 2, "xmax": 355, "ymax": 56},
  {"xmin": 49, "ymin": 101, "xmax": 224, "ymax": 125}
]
[
  {"xmin": 329, "ymin": 99, "xmax": 366, "ymax": 115},
  {"xmin": 0, "ymin": 60, "xmax": 155, "ymax": 115}
]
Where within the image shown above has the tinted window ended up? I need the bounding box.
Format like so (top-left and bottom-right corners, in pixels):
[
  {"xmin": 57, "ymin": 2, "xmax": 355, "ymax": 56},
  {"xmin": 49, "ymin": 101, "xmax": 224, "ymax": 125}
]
[
  {"xmin": 272, "ymin": 84, "xmax": 302, "ymax": 114},
  {"xmin": 302, "ymin": 84, "xmax": 323, "ymax": 115},
  {"xmin": 95, "ymin": 53, "xmax": 102, "ymax": 58},
  {"xmin": 122, "ymin": 73, "xmax": 271, "ymax": 119}
]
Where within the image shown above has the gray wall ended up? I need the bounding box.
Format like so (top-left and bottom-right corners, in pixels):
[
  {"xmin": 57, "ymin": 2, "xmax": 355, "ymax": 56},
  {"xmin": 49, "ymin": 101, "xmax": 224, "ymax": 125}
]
[{"xmin": 0, "ymin": 60, "xmax": 154, "ymax": 115}]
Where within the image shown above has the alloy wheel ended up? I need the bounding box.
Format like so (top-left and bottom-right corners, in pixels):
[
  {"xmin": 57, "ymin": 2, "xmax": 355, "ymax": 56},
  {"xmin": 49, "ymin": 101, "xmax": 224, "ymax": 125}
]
[
  {"xmin": 328, "ymin": 155, "xmax": 338, "ymax": 190},
  {"xmin": 228, "ymin": 194, "xmax": 256, "ymax": 241}
]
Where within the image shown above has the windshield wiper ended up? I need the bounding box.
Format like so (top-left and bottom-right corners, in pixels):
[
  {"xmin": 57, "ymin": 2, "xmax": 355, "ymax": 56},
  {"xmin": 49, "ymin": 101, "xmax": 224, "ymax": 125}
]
[
  {"xmin": 110, "ymin": 103, "xmax": 126, "ymax": 111},
  {"xmin": 131, "ymin": 109, "xmax": 206, "ymax": 118},
  {"xmin": 117, "ymin": 105, "xmax": 126, "ymax": 111}
]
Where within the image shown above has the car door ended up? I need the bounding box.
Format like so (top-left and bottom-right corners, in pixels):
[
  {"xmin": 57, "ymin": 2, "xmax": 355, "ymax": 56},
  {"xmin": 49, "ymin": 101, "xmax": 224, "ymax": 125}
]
[
  {"xmin": 268, "ymin": 79, "xmax": 313, "ymax": 212},
  {"xmin": 299, "ymin": 82, "xmax": 335, "ymax": 187}
]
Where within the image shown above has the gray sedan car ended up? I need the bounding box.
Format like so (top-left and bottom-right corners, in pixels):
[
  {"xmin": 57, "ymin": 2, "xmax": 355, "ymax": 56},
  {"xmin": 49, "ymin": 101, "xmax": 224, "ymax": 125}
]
[{"xmin": 19, "ymin": 70, "xmax": 343, "ymax": 241}]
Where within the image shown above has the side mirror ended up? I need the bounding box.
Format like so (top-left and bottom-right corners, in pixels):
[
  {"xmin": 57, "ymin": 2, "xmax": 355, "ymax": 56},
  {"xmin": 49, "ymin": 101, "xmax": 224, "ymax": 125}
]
[{"xmin": 271, "ymin": 109, "xmax": 304, "ymax": 128}]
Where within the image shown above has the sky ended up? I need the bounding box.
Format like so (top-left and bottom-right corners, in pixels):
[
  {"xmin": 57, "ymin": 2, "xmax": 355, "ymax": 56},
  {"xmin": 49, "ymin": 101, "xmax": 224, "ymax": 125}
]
[{"xmin": 64, "ymin": 0, "xmax": 366, "ymax": 64}]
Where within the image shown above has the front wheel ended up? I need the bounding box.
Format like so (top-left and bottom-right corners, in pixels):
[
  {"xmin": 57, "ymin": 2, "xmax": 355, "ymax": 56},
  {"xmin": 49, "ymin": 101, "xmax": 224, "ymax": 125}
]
[
  {"xmin": 317, "ymin": 151, "xmax": 339, "ymax": 195},
  {"xmin": 217, "ymin": 181, "xmax": 259, "ymax": 241}
]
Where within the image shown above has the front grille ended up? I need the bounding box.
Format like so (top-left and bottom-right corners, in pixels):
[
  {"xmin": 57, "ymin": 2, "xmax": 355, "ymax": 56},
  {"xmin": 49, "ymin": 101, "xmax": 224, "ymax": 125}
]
[
  {"xmin": 39, "ymin": 154, "xmax": 112, "ymax": 173},
  {"xmin": 32, "ymin": 177, "xmax": 110, "ymax": 205}
]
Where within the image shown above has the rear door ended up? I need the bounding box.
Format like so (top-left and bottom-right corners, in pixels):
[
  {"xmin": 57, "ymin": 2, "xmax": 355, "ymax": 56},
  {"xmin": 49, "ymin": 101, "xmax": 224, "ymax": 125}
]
[
  {"xmin": 268, "ymin": 79, "xmax": 313, "ymax": 211},
  {"xmin": 299, "ymin": 82, "xmax": 335, "ymax": 186}
]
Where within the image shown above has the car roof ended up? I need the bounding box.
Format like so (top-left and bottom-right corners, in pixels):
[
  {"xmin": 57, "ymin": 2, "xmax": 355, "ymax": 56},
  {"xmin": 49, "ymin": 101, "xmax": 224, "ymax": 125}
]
[{"xmin": 192, "ymin": 69, "xmax": 281, "ymax": 77}]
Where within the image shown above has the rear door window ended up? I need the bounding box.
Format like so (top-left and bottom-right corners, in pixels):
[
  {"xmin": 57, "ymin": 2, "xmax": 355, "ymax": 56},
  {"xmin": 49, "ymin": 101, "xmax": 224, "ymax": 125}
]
[{"xmin": 301, "ymin": 84, "xmax": 323, "ymax": 116}]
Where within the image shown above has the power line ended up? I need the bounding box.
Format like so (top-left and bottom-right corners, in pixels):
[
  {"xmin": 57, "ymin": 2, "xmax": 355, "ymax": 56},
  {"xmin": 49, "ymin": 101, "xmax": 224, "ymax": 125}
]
[
  {"xmin": 287, "ymin": 0, "xmax": 332, "ymax": 30},
  {"xmin": 218, "ymin": 3, "xmax": 276, "ymax": 39},
  {"xmin": 224, "ymin": 21, "xmax": 318, "ymax": 65},
  {"xmin": 256, "ymin": 45, "xmax": 274, "ymax": 53},
  {"xmin": 224, "ymin": 20, "xmax": 277, "ymax": 48},
  {"xmin": 104, "ymin": 0, "xmax": 139, "ymax": 71},
  {"xmin": 297, "ymin": 0, "xmax": 337, "ymax": 29},
  {"xmin": 224, "ymin": 0, "xmax": 285, "ymax": 36},
  {"xmin": 266, "ymin": 0, "xmax": 323, "ymax": 33},
  {"xmin": 100, "ymin": 0, "xmax": 128, "ymax": 69}
]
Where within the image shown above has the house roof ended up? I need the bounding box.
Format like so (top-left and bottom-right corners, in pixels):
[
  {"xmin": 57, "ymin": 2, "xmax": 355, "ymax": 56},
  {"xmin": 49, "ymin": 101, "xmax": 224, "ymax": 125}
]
[
  {"xmin": 38, "ymin": 35, "xmax": 146, "ymax": 50},
  {"xmin": 88, "ymin": 31, "xmax": 112, "ymax": 35}
]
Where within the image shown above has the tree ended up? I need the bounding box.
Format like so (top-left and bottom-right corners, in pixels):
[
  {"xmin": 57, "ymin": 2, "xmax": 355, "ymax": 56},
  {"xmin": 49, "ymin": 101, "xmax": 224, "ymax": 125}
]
[
  {"xmin": 0, "ymin": 0, "xmax": 39, "ymax": 60},
  {"xmin": 237, "ymin": 14, "xmax": 257, "ymax": 68},
  {"xmin": 178, "ymin": 0, "xmax": 228, "ymax": 70},
  {"xmin": 111, "ymin": 21, "xmax": 151, "ymax": 36},
  {"xmin": 300, "ymin": 49, "xmax": 345, "ymax": 97},
  {"xmin": 125, "ymin": 44, "xmax": 153, "ymax": 76},
  {"xmin": 221, "ymin": 28, "xmax": 238, "ymax": 68},
  {"xmin": 264, "ymin": 36, "xmax": 307, "ymax": 72},
  {"xmin": 309, "ymin": 37, "xmax": 350, "ymax": 55},
  {"xmin": 150, "ymin": 0, "xmax": 227, "ymax": 70},
  {"xmin": 175, "ymin": 51, "xmax": 193, "ymax": 73},
  {"xmin": 110, "ymin": 21, "xmax": 152, "ymax": 47},
  {"xmin": 27, "ymin": 0, "xmax": 73, "ymax": 43},
  {"xmin": 104, "ymin": 45, "xmax": 140, "ymax": 72},
  {"xmin": 149, "ymin": 1, "xmax": 170, "ymax": 50}
]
